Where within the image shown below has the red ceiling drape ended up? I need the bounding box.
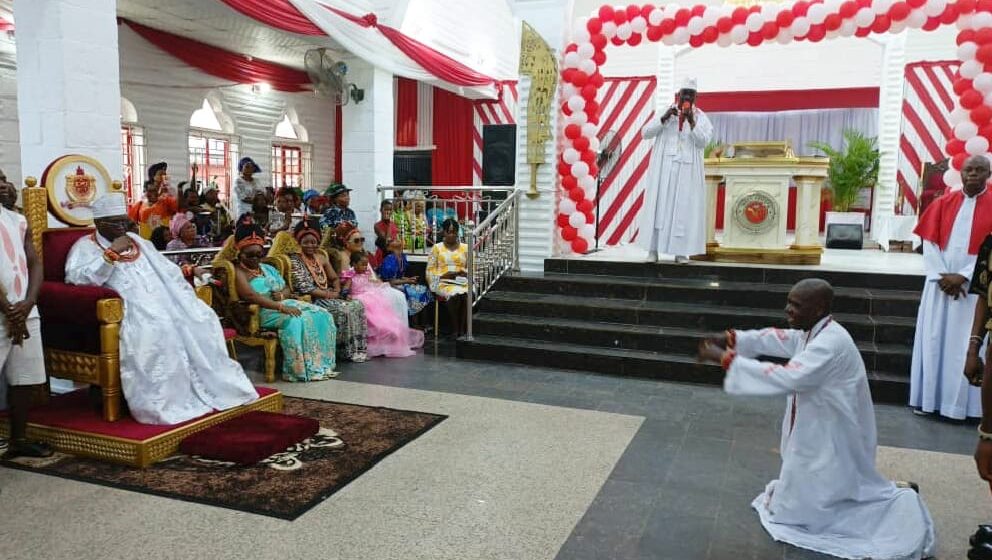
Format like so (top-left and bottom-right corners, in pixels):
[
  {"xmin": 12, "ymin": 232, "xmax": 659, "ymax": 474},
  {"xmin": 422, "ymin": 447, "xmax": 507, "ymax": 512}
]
[
  {"xmin": 395, "ymin": 78, "xmax": 418, "ymax": 148},
  {"xmin": 121, "ymin": 19, "xmax": 311, "ymax": 92},
  {"xmin": 432, "ymin": 88, "xmax": 473, "ymax": 189},
  {"xmin": 218, "ymin": 0, "xmax": 325, "ymax": 36}
]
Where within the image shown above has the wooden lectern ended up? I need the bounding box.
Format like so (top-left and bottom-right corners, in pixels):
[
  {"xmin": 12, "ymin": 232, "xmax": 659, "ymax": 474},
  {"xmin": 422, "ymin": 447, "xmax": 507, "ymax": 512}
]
[{"xmin": 699, "ymin": 142, "xmax": 829, "ymax": 265}]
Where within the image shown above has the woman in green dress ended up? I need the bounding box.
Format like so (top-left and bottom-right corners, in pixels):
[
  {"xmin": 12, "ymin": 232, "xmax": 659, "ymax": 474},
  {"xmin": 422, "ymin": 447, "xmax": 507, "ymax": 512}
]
[{"xmin": 233, "ymin": 218, "xmax": 338, "ymax": 382}]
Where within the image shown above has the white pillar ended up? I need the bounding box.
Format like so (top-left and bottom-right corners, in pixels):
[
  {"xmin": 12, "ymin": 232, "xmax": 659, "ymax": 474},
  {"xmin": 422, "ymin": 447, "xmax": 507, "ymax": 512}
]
[
  {"xmin": 14, "ymin": 0, "xmax": 122, "ymax": 182},
  {"xmin": 872, "ymin": 32, "xmax": 907, "ymax": 240},
  {"xmin": 341, "ymin": 60, "xmax": 394, "ymax": 235}
]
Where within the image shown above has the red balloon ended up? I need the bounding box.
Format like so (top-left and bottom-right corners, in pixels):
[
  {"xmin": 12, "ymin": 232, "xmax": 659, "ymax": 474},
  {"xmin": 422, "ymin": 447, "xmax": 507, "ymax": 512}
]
[
  {"xmin": 675, "ymin": 8, "xmax": 692, "ymax": 26},
  {"xmin": 906, "ymin": 0, "xmax": 926, "ymax": 8},
  {"xmin": 941, "ymin": 4, "xmax": 960, "ymax": 24},
  {"xmin": 641, "ymin": 4, "xmax": 654, "ymax": 19},
  {"xmin": 557, "ymin": 213, "xmax": 571, "ymax": 228},
  {"xmin": 954, "ymin": 79, "xmax": 974, "ymax": 96},
  {"xmin": 572, "ymin": 71, "xmax": 589, "ymax": 87},
  {"xmin": 562, "ymin": 103, "xmax": 572, "ymax": 116},
  {"xmin": 573, "ymin": 137, "xmax": 590, "ymax": 152},
  {"xmin": 660, "ymin": 19, "xmax": 677, "ymax": 34},
  {"xmin": 585, "ymin": 100, "xmax": 600, "ymax": 116},
  {"xmin": 978, "ymin": 44, "xmax": 992, "ymax": 64},
  {"xmin": 776, "ymin": 10, "xmax": 795, "ymax": 27},
  {"xmin": 590, "ymin": 73, "xmax": 605, "ymax": 87},
  {"xmin": 888, "ymin": 2, "xmax": 910, "ymax": 21},
  {"xmin": 646, "ymin": 26, "xmax": 663, "ymax": 42},
  {"xmin": 702, "ymin": 27, "xmax": 719, "ymax": 43},
  {"xmin": 628, "ymin": 33, "xmax": 643, "ymax": 46},
  {"xmin": 976, "ymin": 28, "xmax": 992, "ymax": 44},
  {"xmin": 581, "ymin": 150, "xmax": 597, "ymax": 166},
  {"xmin": 587, "ymin": 17, "xmax": 603, "ymax": 34},
  {"xmin": 562, "ymin": 68, "xmax": 576, "ymax": 83},
  {"xmin": 593, "ymin": 50, "xmax": 608, "ymax": 64},
  {"xmin": 922, "ymin": 17, "xmax": 941, "ymax": 31},
  {"xmin": 581, "ymin": 85, "xmax": 598, "ymax": 101},
  {"xmin": 692, "ymin": 4, "xmax": 706, "ymax": 17},
  {"xmin": 562, "ymin": 175, "xmax": 578, "ymax": 191},
  {"xmin": 561, "ymin": 225, "xmax": 578, "ymax": 241},
  {"xmin": 571, "ymin": 238, "xmax": 590, "ymax": 254},
  {"xmin": 980, "ymin": 123, "xmax": 992, "ymax": 138},
  {"xmin": 824, "ymin": 14, "xmax": 842, "ymax": 31},
  {"xmin": 972, "ymin": 105, "xmax": 992, "ymax": 125},
  {"xmin": 689, "ymin": 34, "xmax": 704, "ymax": 47},
  {"xmin": 979, "ymin": 0, "xmax": 992, "ymax": 12},
  {"xmin": 557, "ymin": 162, "xmax": 570, "ymax": 176},
  {"xmin": 792, "ymin": 1, "xmax": 810, "ymax": 16},
  {"xmin": 953, "ymin": 152, "xmax": 968, "ymax": 170},
  {"xmin": 732, "ymin": 7, "xmax": 749, "ymax": 24},
  {"xmin": 585, "ymin": 211, "xmax": 595, "ymax": 224},
  {"xmin": 627, "ymin": 4, "xmax": 641, "ymax": 19},
  {"xmin": 565, "ymin": 124, "xmax": 581, "ymax": 140},
  {"xmin": 870, "ymin": 15, "xmax": 890, "ymax": 34},
  {"xmin": 598, "ymin": 5, "xmax": 615, "ymax": 22},
  {"xmin": 947, "ymin": 139, "xmax": 966, "ymax": 154},
  {"xmin": 577, "ymin": 199, "xmax": 595, "ymax": 213},
  {"xmin": 611, "ymin": 36, "xmax": 625, "ymax": 46},
  {"xmin": 839, "ymin": 1, "xmax": 858, "ymax": 18},
  {"xmin": 569, "ymin": 187, "xmax": 585, "ymax": 202},
  {"xmin": 961, "ymin": 89, "xmax": 985, "ymax": 109},
  {"xmin": 855, "ymin": 26, "xmax": 872, "ymax": 37},
  {"xmin": 749, "ymin": 5, "xmax": 762, "ymax": 14},
  {"xmin": 591, "ymin": 33, "xmax": 608, "ymax": 50},
  {"xmin": 857, "ymin": 0, "xmax": 872, "ymax": 8},
  {"xmin": 808, "ymin": 24, "xmax": 827, "ymax": 41},
  {"xmin": 566, "ymin": 44, "xmax": 578, "ymax": 53},
  {"xmin": 960, "ymin": 0, "xmax": 978, "ymax": 14},
  {"xmin": 959, "ymin": 30, "xmax": 977, "ymax": 46},
  {"xmin": 613, "ymin": 9, "xmax": 628, "ymax": 25}
]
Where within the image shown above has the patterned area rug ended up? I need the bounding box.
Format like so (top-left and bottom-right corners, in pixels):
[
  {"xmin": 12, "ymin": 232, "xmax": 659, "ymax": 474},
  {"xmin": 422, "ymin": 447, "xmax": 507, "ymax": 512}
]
[{"xmin": 0, "ymin": 397, "xmax": 446, "ymax": 520}]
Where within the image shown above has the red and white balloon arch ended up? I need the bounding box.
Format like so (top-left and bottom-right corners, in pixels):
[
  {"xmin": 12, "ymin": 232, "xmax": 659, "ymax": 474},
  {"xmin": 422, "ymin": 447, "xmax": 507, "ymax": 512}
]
[{"xmin": 557, "ymin": 0, "xmax": 992, "ymax": 253}]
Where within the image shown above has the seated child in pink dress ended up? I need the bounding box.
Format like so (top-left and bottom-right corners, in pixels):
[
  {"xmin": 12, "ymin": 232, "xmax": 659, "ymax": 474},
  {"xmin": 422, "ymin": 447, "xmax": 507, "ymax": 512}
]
[{"xmin": 341, "ymin": 252, "xmax": 424, "ymax": 358}]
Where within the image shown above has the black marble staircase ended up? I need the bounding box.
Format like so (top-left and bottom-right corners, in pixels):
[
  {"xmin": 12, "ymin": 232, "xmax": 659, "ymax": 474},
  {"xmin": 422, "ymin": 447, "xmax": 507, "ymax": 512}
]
[{"xmin": 456, "ymin": 258, "xmax": 924, "ymax": 404}]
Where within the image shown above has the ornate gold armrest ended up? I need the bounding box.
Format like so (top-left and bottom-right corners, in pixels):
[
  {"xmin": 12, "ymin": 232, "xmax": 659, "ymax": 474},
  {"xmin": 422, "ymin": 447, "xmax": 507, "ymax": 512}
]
[
  {"xmin": 195, "ymin": 285, "xmax": 212, "ymax": 306},
  {"xmin": 95, "ymin": 298, "xmax": 124, "ymax": 324},
  {"xmin": 247, "ymin": 303, "xmax": 261, "ymax": 335}
]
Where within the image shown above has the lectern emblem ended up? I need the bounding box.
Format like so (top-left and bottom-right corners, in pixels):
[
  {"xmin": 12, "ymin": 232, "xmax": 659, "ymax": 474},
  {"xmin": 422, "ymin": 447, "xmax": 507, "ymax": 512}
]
[{"xmin": 733, "ymin": 191, "xmax": 778, "ymax": 234}]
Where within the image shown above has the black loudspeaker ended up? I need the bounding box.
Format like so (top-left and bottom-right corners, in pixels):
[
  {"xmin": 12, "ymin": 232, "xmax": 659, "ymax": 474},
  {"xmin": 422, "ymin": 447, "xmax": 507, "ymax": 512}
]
[
  {"xmin": 825, "ymin": 224, "xmax": 863, "ymax": 250},
  {"xmin": 482, "ymin": 124, "xmax": 517, "ymax": 186},
  {"xmin": 393, "ymin": 150, "xmax": 432, "ymax": 186}
]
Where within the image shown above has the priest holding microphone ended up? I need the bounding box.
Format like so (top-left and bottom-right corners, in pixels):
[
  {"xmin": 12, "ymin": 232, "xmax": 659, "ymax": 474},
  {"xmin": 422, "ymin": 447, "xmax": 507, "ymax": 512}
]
[{"xmin": 636, "ymin": 78, "xmax": 713, "ymax": 263}]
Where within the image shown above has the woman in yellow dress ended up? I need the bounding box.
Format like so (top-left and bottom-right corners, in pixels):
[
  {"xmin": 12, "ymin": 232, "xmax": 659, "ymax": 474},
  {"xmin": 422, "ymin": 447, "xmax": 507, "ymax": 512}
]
[{"xmin": 426, "ymin": 219, "xmax": 469, "ymax": 336}]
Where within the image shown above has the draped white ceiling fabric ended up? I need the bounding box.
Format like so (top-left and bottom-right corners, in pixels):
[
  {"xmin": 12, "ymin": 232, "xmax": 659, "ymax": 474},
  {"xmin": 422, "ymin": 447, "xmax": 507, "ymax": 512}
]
[
  {"xmin": 708, "ymin": 108, "xmax": 879, "ymax": 156},
  {"xmin": 288, "ymin": 0, "xmax": 499, "ymax": 99}
]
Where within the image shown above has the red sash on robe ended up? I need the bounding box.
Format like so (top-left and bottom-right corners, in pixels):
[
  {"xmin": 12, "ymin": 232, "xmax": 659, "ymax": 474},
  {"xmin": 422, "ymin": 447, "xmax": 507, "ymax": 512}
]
[{"xmin": 914, "ymin": 188, "xmax": 992, "ymax": 254}]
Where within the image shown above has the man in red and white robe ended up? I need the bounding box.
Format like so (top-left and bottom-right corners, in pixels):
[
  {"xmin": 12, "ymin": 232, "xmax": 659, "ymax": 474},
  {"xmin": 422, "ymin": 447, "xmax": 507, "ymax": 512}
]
[{"xmin": 910, "ymin": 154, "xmax": 992, "ymax": 419}]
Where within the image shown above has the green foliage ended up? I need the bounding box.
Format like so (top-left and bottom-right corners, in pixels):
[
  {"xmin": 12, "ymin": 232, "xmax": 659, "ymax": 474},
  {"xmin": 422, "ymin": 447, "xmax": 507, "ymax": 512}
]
[
  {"xmin": 808, "ymin": 130, "xmax": 879, "ymax": 212},
  {"xmin": 704, "ymin": 139, "xmax": 723, "ymax": 158}
]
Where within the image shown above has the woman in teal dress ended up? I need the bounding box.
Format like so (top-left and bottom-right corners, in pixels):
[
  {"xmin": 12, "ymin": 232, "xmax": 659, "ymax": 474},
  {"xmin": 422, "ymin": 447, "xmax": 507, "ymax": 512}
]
[{"xmin": 233, "ymin": 218, "xmax": 338, "ymax": 382}]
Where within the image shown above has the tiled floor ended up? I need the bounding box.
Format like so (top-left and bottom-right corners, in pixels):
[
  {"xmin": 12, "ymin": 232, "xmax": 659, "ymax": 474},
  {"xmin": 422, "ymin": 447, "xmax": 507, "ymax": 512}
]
[{"xmin": 2, "ymin": 347, "xmax": 989, "ymax": 560}]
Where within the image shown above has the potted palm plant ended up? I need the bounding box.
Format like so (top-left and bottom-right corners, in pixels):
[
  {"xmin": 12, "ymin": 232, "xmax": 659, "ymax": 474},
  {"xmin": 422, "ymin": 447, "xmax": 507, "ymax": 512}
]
[{"xmin": 808, "ymin": 130, "xmax": 880, "ymax": 239}]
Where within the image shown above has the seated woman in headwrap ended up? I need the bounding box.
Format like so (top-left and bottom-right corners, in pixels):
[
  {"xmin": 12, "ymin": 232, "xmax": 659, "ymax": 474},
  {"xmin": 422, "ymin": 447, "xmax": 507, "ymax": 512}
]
[
  {"xmin": 288, "ymin": 218, "xmax": 369, "ymax": 363},
  {"xmin": 232, "ymin": 217, "xmax": 338, "ymax": 382},
  {"xmin": 165, "ymin": 212, "xmax": 199, "ymax": 252}
]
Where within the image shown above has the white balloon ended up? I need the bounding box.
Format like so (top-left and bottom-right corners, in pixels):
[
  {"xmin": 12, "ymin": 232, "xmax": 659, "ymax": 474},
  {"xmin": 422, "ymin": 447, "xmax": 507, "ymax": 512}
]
[
  {"xmin": 562, "ymin": 84, "xmax": 577, "ymax": 99},
  {"xmin": 617, "ymin": 22, "xmax": 632, "ymax": 40},
  {"xmin": 959, "ymin": 41, "xmax": 979, "ymax": 62},
  {"xmin": 962, "ymin": 59, "xmax": 984, "ymax": 80},
  {"xmin": 854, "ymin": 8, "xmax": 874, "ymax": 27},
  {"xmin": 567, "ymin": 95, "xmax": 585, "ymax": 112},
  {"xmin": 944, "ymin": 168, "xmax": 963, "ymax": 188},
  {"xmin": 826, "ymin": 29, "xmax": 841, "ymax": 39},
  {"xmin": 730, "ymin": 25, "xmax": 749, "ymax": 43},
  {"xmin": 702, "ymin": 8, "xmax": 719, "ymax": 26},
  {"xmin": 564, "ymin": 52, "xmax": 580, "ymax": 68},
  {"xmin": 588, "ymin": 136, "xmax": 601, "ymax": 152},
  {"xmin": 664, "ymin": 2, "xmax": 679, "ymax": 16},
  {"xmin": 746, "ymin": 12, "xmax": 764, "ymax": 32},
  {"xmin": 973, "ymin": 12, "xmax": 992, "ymax": 29},
  {"xmin": 791, "ymin": 17, "xmax": 811, "ymax": 37},
  {"xmin": 559, "ymin": 198, "xmax": 577, "ymax": 215},
  {"xmin": 579, "ymin": 224, "xmax": 596, "ymax": 239},
  {"xmin": 967, "ymin": 135, "xmax": 990, "ymax": 155},
  {"xmin": 718, "ymin": 33, "xmax": 733, "ymax": 47},
  {"xmin": 907, "ymin": 10, "xmax": 927, "ymax": 28},
  {"xmin": 602, "ymin": 21, "xmax": 617, "ymax": 38},
  {"xmin": 955, "ymin": 121, "xmax": 980, "ymax": 141},
  {"xmin": 825, "ymin": 0, "xmax": 843, "ymax": 12},
  {"xmin": 579, "ymin": 59, "xmax": 596, "ymax": 74},
  {"xmin": 950, "ymin": 107, "xmax": 971, "ymax": 125},
  {"xmin": 984, "ymin": 91, "xmax": 992, "ymax": 106},
  {"xmin": 840, "ymin": 21, "xmax": 857, "ymax": 36},
  {"xmin": 577, "ymin": 42, "xmax": 595, "ymax": 59},
  {"xmin": 872, "ymin": 0, "xmax": 893, "ymax": 15},
  {"xmin": 975, "ymin": 73, "xmax": 992, "ymax": 93},
  {"xmin": 889, "ymin": 19, "xmax": 907, "ymax": 33},
  {"xmin": 808, "ymin": 4, "xmax": 827, "ymax": 25},
  {"xmin": 923, "ymin": 0, "xmax": 946, "ymax": 17},
  {"xmin": 958, "ymin": 14, "xmax": 973, "ymax": 31},
  {"xmin": 648, "ymin": 8, "xmax": 664, "ymax": 26},
  {"xmin": 568, "ymin": 211, "xmax": 586, "ymax": 228},
  {"xmin": 581, "ymin": 123, "xmax": 597, "ymax": 137},
  {"xmin": 661, "ymin": 33, "xmax": 676, "ymax": 46},
  {"xmin": 776, "ymin": 29, "xmax": 793, "ymax": 44},
  {"xmin": 571, "ymin": 161, "xmax": 590, "ymax": 178},
  {"xmin": 631, "ymin": 16, "xmax": 647, "ymax": 34},
  {"xmin": 672, "ymin": 27, "xmax": 690, "ymax": 44},
  {"xmin": 573, "ymin": 25, "xmax": 591, "ymax": 44},
  {"xmin": 563, "ymin": 148, "xmax": 580, "ymax": 164},
  {"xmin": 579, "ymin": 175, "xmax": 596, "ymax": 190},
  {"xmin": 687, "ymin": 16, "xmax": 705, "ymax": 35},
  {"xmin": 570, "ymin": 111, "xmax": 588, "ymax": 125}
]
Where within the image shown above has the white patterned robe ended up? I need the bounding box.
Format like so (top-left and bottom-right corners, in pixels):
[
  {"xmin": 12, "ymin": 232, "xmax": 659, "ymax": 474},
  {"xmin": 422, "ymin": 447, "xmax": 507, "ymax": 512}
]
[
  {"xmin": 725, "ymin": 317, "xmax": 936, "ymax": 560},
  {"xmin": 65, "ymin": 233, "xmax": 258, "ymax": 425}
]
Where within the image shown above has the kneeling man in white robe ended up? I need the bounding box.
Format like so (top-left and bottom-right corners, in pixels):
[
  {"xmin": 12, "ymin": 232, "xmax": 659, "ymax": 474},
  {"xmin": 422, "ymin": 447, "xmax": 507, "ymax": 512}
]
[
  {"xmin": 66, "ymin": 193, "xmax": 258, "ymax": 425},
  {"xmin": 635, "ymin": 77, "xmax": 712, "ymax": 263},
  {"xmin": 699, "ymin": 279, "xmax": 935, "ymax": 560}
]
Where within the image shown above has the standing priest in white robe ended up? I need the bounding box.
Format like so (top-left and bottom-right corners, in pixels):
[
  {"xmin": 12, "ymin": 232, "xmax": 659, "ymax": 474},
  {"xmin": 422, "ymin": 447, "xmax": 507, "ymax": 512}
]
[
  {"xmin": 66, "ymin": 193, "xmax": 258, "ymax": 425},
  {"xmin": 636, "ymin": 78, "xmax": 712, "ymax": 263},
  {"xmin": 699, "ymin": 279, "xmax": 935, "ymax": 560},
  {"xmin": 910, "ymin": 154, "xmax": 992, "ymax": 420}
]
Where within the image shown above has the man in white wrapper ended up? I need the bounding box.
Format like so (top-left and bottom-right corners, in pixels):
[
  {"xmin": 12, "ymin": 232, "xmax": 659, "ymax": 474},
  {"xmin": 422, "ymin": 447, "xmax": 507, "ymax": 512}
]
[
  {"xmin": 909, "ymin": 154, "xmax": 991, "ymax": 419},
  {"xmin": 636, "ymin": 77, "xmax": 712, "ymax": 263},
  {"xmin": 65, "ymin": 193, "xmax": 258, "ymax": 425},
  {"xmin": 699, "ymin": 279, "xmax": 936, "ymax": 560}
]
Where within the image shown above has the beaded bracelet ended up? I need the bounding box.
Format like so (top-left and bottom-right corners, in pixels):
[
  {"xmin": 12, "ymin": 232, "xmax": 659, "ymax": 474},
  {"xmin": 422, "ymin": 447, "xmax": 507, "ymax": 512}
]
[
  {"xmin": 979, "ymin": 425, "xmax": 992, "ymax": 442},
  {"xmin": 971, "ymin": 335, "xmax": 985, "ymax": 346}
]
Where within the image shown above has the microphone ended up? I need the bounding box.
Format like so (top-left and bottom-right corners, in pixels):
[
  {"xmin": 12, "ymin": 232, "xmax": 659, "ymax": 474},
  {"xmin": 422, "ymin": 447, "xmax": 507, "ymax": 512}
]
[{"xmin": 678, "ymin": 100, "xmax": 691, "ymax": 131}]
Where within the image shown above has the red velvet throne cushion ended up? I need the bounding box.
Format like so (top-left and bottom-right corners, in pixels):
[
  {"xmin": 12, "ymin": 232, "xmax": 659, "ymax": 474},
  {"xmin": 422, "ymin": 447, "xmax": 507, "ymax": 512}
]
[{"xmin": 178, "ymin": 411, "xmax": 320, "ymax": 465}]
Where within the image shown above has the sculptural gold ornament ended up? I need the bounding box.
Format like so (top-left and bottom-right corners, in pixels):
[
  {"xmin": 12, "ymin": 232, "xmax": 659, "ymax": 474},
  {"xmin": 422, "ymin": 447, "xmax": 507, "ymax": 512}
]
[{"xmin": 519, "ymin": 21, "xmax": 557, "ymax": 200}]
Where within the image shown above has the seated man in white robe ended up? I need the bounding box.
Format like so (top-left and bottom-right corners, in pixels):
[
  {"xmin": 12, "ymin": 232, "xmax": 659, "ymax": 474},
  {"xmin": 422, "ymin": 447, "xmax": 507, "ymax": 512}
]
[
  {"xmin": 699, "ymin": 279, "xmax": 935, "ymax": 560},
  {"xmin": 65, "ymin": 193, "xmax": 258, "ymax": 425}
]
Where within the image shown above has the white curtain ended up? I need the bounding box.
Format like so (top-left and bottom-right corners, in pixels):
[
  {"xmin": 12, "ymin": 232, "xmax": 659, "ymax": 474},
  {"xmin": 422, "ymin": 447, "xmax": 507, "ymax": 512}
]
[{"xmin": 707, "ymin": 108, "xmax": 878, "ymax": 156}]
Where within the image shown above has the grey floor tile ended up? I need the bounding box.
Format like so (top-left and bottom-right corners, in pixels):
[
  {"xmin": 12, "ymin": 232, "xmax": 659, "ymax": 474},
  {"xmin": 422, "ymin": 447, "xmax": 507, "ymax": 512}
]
[{"xmin": 637, "ymin": 509, "xmax": 716, "ymax": 560}]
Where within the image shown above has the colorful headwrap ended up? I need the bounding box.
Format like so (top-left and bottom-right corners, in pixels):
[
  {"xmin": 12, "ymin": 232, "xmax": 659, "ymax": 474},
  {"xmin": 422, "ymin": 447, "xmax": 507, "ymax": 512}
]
[
  {"xmin": 234, "ymin": 215, "xmax": 266, "ymax": 251},
  {"xmin": 335, "ymin": 222, "xmax": 358, "ymax": 246},
  {"xmin": 170, "ymin": 212, "xmax": 192, "ymax": 239},
  {"xmin": 302, "ymin": 189, "xmax": 319, "ymax": 203},
  {"xmin": 276, "ymin": 186, "xmax": 302, "ymax": 201},
  {"xmin": 293, "ymin": 217, "xmax": 322, "ymax": 243},
  {"xmin": 238, "ymin": 157, "xmax": 260, "ymax": 173}
]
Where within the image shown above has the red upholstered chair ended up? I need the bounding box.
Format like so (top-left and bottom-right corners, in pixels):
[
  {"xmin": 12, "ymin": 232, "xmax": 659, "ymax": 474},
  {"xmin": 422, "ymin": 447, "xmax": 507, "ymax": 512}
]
[{"xmin": 37, "ymin": 227, "xmax": 126, "ymax": 422}]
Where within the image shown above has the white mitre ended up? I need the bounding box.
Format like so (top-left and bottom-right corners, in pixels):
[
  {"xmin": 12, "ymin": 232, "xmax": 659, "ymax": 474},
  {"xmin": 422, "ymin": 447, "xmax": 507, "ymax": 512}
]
[
  {"xmin": 681, "ymin": 77, "xmax": 698, "ymax": 91},
  {"xmin": 90, "ymin": 192, "xmax": 128, "ymax": 219}
]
